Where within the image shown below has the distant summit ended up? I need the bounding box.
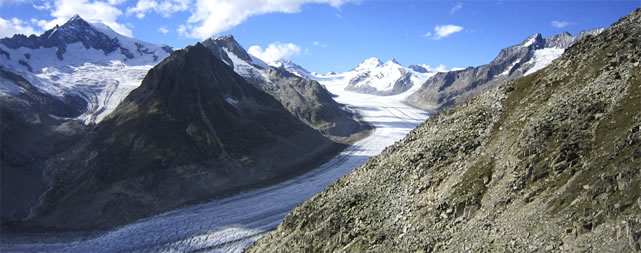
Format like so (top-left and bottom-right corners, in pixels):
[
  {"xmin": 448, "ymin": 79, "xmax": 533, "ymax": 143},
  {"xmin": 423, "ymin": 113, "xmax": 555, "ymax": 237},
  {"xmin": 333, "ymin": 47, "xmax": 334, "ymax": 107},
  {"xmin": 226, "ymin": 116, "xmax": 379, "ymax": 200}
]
[
  {"xmin": 1, "ymin": 15, "xmax": 119, "ymax": 60},
  {"xmin": 340, "ymin": 57, "xmax": 435, "ymax": 96},
  {"xmin": 407, "ymin": 27, "xmax": 605, "ymax": 112}
]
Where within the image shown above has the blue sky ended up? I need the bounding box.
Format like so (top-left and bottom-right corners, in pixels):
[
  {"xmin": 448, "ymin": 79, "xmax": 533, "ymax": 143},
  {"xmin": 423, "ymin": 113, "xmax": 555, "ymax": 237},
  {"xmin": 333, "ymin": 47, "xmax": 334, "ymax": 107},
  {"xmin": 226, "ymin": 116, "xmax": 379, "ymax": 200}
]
[{"xmin": 0, "ymin": 0, "xmax": 639, "ymax": 73}]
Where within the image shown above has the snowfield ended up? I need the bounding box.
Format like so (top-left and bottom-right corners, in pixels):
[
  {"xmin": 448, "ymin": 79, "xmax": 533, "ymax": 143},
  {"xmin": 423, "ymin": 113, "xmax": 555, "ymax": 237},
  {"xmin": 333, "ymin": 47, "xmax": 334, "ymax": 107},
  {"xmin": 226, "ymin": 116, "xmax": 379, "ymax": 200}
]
[
  {"xmin": 524, "ymin": 48, "xmax": 565, "ymax": 76},
  {"xmin": 1, "ymin": 74, "xmax": 429, "ymax": 252}
]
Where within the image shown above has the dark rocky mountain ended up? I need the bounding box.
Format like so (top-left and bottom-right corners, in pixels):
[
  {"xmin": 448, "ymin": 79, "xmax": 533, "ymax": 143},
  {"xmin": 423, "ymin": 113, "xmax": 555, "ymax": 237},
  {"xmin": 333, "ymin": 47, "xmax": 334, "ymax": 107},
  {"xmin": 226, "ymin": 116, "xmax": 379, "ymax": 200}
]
[
  {"xmin": 0, "ymin": 67, "xmax": 87, "ymax": 224},
  {"xmin": 202, "ymin": 35, "xmax": 365, "ymax": 140},
  {"xmin": 0, "ymin": 15, "xmax": 172, "ymax": 228},
  {"xmin": 248, "ymin": 8, "xmax": 641, "ymax": 252},
  {"xmin": 13, "ymin": 43, "xmax": 343, "ymax": 231},
  {"xmin": 407, "ymin": 28, "xmax": 604, "ymax": 113}
]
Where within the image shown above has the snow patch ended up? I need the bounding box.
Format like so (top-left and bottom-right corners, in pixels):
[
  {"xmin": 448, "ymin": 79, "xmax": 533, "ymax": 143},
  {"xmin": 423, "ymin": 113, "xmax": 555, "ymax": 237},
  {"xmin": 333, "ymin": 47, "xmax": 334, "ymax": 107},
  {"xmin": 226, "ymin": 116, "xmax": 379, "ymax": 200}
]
[{"xmin": 524, "ymin": 48, "xmax": 565, "ymax": 76}]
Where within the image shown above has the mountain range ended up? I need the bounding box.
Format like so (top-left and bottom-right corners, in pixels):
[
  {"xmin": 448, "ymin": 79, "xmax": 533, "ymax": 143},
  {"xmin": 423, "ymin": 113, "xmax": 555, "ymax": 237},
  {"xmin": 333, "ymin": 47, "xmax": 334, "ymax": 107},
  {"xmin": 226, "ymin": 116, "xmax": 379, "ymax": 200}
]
[
  {"xmin": 314, "ymin": 57, "xmax": 437, "ymax": 96},
  {"xmin": 0, "ymin": 16, "xmax": 363, "ymax": 231},
  {"xmin": 2, "ymin": 8, "xmax": 638, "ymax": 253}
]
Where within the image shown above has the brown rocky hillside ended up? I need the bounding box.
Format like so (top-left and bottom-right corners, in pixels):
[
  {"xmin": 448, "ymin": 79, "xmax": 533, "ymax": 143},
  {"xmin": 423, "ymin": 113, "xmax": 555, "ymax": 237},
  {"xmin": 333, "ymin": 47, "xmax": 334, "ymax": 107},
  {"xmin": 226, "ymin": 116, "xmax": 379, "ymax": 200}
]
[{"xmin": 248, "ymin": 8, "xmax": 641, "ymax": 252}]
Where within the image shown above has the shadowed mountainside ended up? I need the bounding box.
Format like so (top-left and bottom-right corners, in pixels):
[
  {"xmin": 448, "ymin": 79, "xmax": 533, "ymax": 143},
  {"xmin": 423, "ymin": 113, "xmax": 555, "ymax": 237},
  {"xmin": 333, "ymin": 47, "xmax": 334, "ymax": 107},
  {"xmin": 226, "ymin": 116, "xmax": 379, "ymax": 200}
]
[{"xmin": 16, "ymin": 43, "xmax": 343, "ymax": 231}]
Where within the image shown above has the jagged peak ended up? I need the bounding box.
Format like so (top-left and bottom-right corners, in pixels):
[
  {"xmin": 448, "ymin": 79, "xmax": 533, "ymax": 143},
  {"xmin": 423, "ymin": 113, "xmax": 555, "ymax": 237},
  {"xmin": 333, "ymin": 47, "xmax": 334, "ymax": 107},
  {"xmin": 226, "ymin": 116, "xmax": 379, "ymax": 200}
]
[
  {"xmin": 521, "ymin": 33, "xmax": 543, "ymax": 47},
  {"xmin": 214, "ymin": 34, "xmax": 236, "ymax": 42},
  {"xmin": 69, "ymin": 14, "xmax": 82, "ymax": 22},
  {"xmin": 60, "ymin": 14, "xmax": 92, "ymax": 29},
  {"xmin": 205, "ymin": 34, "xmax": 252, "ymax": 63}
]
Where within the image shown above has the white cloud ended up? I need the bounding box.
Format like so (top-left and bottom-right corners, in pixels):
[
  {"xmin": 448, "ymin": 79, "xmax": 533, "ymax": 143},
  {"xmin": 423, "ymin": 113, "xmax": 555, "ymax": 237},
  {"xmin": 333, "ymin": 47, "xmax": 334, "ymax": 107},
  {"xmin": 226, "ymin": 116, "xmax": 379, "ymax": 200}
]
[
  {"xmin": 551, "ymin": 20, "xmax": 572, "ymax": 29},
  {"xmin": 434, "ymin": 64, "xmax": 448, "ymax": 72},
  {"xmin": 126, "ymin": 0, "xmax": 191, "ymax": 18},
  {"xmin": 177, "ymin": 24, "xmax": 188, "ymax": 36},
  {"xmin": 248, "ymin": 42, "xmax": 302, "ymax": 63},
  {"xmin": 157, "ymin": 26, "xmax": 168, "ymax": 34},
  {"xmin": 450, "ymin": 2, "xmax": 463, "ymax": 15},
  {"xmin": 108, "ymin": 0, "xmax": 127, "ymax": 4},
  {"xmin": 41, "ymin": 0, "xmax": 133, "ymax": 37},
  {"xmin": 428, "ymin": 24, "xmax": 463, "ymax": 40},
  {"xmin": 33, "ymin": 2, "xmax": 52, "ymax": 10},
  {"xmin": 184, "ymin": 0, "xmax": 358, "ymax": 40},
  {"xmin": 0, "ymin": 17, "xmax": 40, "ymax": 38}
]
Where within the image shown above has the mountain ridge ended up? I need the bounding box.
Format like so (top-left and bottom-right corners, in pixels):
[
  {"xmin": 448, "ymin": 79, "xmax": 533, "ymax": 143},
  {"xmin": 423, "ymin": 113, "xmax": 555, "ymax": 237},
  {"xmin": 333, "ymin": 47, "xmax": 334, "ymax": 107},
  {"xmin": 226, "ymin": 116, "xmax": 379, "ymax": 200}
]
[
  {"xmin": 407, "ymin": 27, "xmax": 604, "ymax": 113},
  {"xmin": 202, "ymin": 35, "xmax": 366, "ymax": 140}
]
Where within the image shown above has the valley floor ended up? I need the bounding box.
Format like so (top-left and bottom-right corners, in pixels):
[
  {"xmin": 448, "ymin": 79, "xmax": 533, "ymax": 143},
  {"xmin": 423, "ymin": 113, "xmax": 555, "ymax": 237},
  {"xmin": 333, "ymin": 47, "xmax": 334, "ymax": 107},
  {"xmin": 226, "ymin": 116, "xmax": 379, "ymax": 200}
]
[{"xmin": 0, "ymin": 77, "xmax": 429, "ymax": 252}]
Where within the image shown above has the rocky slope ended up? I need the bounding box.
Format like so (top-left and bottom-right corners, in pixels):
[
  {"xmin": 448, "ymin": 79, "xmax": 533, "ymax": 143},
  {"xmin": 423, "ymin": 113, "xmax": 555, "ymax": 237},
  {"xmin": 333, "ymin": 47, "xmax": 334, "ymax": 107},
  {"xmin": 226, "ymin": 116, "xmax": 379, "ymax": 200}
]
[
  {"xmin": 15, "ymin": 43, "xmax": 342, "ymax": 231},
  {"xmin": 407, "ymin": 28, "xmax": 604, "ymax": 113},
  {"xmin": 248, "ymin": 8, "xmax": 641, "ymax": 252},
  {"xmin": 0, "ymin": 67, "xmax": 87, "ymax": 224},
  {"xmin": 202, "ymin": 36, "xmax": 364, "ymax": 139}
]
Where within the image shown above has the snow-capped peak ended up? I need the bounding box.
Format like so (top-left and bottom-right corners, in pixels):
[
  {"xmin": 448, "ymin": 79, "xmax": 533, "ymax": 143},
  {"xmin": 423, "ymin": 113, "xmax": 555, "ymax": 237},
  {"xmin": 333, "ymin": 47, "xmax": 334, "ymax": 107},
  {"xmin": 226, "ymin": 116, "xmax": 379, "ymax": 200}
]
[
  {"xmin": 353, "ymin": 57, "xmax": 383, "ymax": 71},
  {"xmin": 0, "ymin": 15, "xmax": 172, "ymax": 124}
]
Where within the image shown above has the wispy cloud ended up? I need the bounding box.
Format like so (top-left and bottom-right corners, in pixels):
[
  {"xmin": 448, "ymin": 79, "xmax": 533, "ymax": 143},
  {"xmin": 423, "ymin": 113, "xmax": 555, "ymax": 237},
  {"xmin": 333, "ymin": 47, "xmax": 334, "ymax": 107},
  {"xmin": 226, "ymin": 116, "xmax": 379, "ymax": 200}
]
[
  {"xmin": 425, "ymin": 24, "xmax": 464, "ymax": 40},
  {"xmin": 450, "ymin": 2, "xmax": 463, "ymax": 15},
  {"xmin": 0, "ymin": 17, "xmax": 40, "ymax": 37},
  {"xmin": 157, "ymin": 26, "xmax": 169, "ymax": 34},
  {"xmin": 248, "ymin": 42, "xmax": 302, "ymax": 63},
  {"xmin": 313, "ymin": 41, "xmax": 328, "ymax": 48},
  {"xmin": 185, "ymin": 0, "xmax": 359, "ymax": 40},
  {"xmin": 551, "ymin": 20, "xmax": 572, "ymax": 29},
  {"xmin": 126, "ymin": 0, "xmax": 190, "ymax": 19}
]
